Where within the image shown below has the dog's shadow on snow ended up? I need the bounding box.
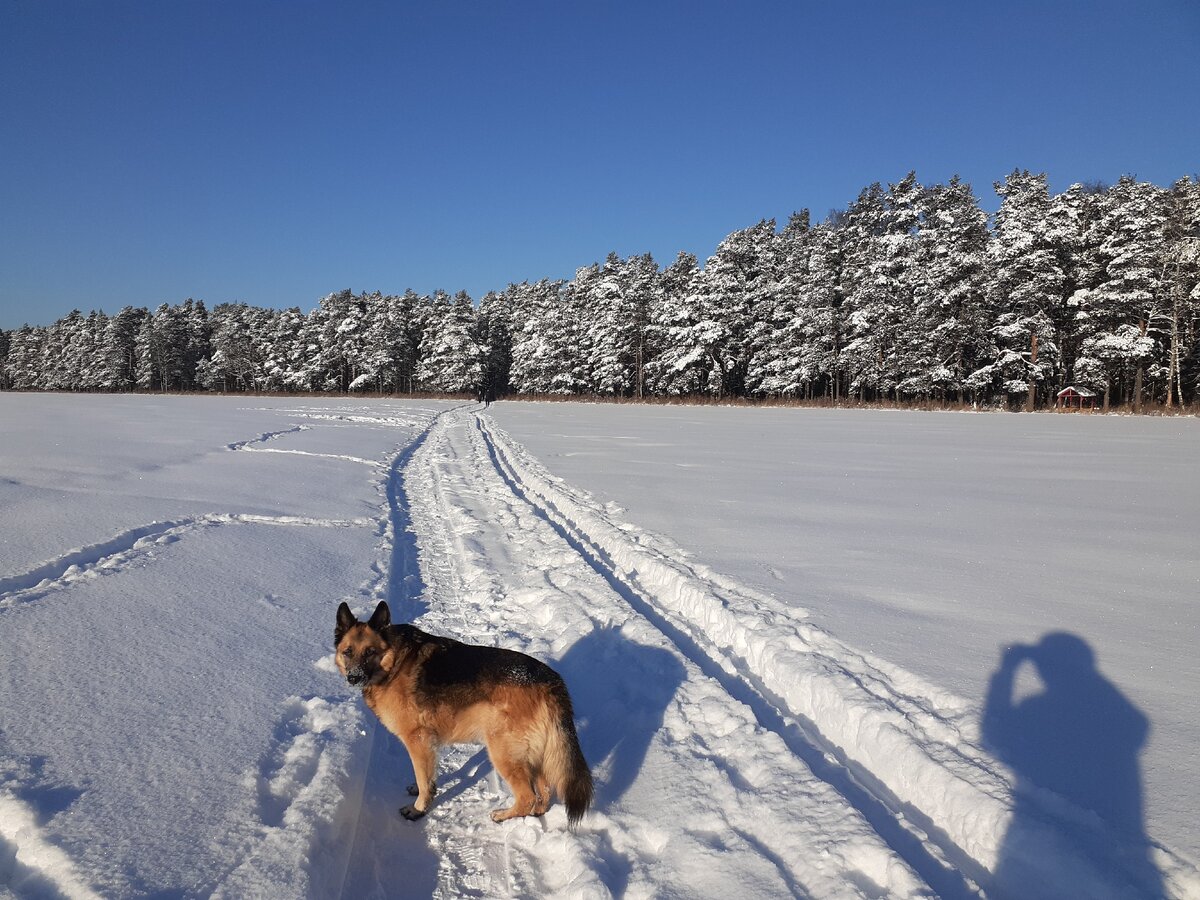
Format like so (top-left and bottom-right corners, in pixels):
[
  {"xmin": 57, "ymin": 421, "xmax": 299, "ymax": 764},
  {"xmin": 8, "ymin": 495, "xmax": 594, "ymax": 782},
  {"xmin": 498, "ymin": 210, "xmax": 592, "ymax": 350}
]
[
  {"xmin": 557, "ymin": 625, "xmax": 686, "ymax": 807},
  {"xmin": 981, "ymin": 631, "xmax": 1163, "ymax": 898}
]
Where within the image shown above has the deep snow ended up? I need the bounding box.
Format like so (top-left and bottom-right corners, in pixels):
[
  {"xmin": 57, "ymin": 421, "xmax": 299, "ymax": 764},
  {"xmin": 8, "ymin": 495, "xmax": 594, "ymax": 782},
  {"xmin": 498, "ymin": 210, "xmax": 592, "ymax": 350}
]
[{"xmin": 1, "ymin": 394, "xmax": 1197, "ymax": 899}]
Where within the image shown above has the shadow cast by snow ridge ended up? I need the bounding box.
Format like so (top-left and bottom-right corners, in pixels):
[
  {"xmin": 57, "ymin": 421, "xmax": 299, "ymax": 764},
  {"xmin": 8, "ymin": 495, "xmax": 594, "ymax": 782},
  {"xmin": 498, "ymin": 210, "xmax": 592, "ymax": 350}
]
[
  {"xmin": 384, "ymin": 430, "xmax": 432, "ymax": 622},
  {"xmin": 982, "ymin": 631, "xmax": 1163, "ymax": 899}
]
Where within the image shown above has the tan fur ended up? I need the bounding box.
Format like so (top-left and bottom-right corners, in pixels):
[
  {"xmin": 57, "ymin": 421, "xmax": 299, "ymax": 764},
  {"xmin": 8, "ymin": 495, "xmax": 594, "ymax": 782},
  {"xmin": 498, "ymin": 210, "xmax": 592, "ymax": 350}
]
[{"xmin": 335, "ymin": 602, "xmax": 593, "ymax": 824}]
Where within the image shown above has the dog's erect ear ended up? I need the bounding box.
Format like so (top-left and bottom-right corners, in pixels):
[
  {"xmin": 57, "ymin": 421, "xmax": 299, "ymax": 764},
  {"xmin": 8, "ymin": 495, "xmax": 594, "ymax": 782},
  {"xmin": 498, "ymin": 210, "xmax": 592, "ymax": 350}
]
[
  {"xmin": 335, "ymin": 602, "xmax": 357, "ymax": 646},
  {"xmin": 367, "ymin": 600, "xmax": 391, "ymax": 632}
]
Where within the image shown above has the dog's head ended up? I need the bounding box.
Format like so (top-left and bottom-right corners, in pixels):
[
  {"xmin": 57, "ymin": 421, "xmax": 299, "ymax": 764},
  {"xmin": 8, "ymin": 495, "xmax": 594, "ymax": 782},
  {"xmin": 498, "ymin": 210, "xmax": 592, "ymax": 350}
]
[{"xmin": 335, "ymin": 601, "xmax": 396, "ymax": 689}]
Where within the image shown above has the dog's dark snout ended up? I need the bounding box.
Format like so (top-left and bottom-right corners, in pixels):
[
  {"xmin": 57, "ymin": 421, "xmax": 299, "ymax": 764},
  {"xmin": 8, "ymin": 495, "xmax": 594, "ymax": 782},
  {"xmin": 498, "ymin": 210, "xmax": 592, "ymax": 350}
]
[{"xmin": 347, "ymin": 668, "xmax": 365, "ymax": 686}]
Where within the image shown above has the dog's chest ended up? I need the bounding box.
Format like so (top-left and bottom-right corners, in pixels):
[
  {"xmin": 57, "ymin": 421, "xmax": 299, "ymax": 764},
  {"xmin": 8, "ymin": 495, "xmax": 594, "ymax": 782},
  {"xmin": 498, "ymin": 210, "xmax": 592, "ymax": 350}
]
[{"xmin": 363, "ymin": 682, "xmax": 416, "ymax": 737}]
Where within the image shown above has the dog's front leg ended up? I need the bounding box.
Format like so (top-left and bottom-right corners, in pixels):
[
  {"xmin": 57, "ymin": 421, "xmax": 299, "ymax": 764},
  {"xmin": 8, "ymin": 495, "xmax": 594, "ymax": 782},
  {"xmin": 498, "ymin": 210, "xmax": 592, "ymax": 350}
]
[{"xmin": 399, "ymin": 731, "xmax": 437, "ymax": 820}]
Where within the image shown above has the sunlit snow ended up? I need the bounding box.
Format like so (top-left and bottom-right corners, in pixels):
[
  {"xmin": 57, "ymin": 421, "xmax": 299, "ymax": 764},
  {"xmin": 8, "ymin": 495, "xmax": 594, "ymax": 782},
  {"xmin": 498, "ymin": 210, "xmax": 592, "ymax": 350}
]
[{"xmin": 1, "ymin": 394, "xmax": 1197, "ymax": 899}]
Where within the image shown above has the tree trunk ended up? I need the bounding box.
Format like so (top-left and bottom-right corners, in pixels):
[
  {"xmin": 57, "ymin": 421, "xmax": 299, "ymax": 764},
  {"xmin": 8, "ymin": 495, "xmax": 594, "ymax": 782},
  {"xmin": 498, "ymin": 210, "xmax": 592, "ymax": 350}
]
[
  {"xmin": 1131, "ymin": 318, "xmax": 1146, "ymax": 412},
  {"xmin": 1166, "ymin": 321, "xmax": 1177, "ymax": 408},
  {"xmin": 1026, "ymin": 331, "xmax": 1038, "ymax": 412}
]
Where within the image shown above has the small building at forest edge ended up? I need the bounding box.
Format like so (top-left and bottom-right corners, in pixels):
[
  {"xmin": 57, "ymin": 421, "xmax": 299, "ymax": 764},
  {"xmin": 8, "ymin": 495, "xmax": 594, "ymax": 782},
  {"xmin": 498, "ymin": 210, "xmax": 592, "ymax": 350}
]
[{"xmin": 1056, "ymin": 386, "xmax": 1098, "ymax": 410}]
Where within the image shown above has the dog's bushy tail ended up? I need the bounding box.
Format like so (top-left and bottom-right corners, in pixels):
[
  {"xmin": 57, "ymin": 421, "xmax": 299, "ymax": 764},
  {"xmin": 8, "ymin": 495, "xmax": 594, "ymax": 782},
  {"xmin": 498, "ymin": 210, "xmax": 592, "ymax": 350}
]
[{"xmin": 544, "ymin": 681, "xmax": 593, "ymax": 826}]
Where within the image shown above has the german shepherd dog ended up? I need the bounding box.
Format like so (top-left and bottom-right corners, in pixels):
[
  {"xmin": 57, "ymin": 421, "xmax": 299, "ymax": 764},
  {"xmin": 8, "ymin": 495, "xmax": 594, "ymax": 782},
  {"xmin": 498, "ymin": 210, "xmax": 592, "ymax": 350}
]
[{"xmin": 335, "ymin": 601, "xmax": 593, "ymax": 825}]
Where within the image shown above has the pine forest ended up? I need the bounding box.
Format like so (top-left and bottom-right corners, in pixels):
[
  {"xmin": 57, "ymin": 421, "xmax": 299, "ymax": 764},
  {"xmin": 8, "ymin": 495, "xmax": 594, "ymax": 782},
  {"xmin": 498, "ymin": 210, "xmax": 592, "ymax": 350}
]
[{"xmin": 4, "ymin": 170, "xmax": 1199, "ymax": 410}]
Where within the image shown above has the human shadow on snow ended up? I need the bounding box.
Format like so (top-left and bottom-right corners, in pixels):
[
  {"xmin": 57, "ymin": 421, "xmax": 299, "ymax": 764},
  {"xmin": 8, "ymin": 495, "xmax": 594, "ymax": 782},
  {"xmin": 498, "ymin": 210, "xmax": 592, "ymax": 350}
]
[{"xmin": 981, "ymin": 631, "xmax": 1164, "ymax": 899}]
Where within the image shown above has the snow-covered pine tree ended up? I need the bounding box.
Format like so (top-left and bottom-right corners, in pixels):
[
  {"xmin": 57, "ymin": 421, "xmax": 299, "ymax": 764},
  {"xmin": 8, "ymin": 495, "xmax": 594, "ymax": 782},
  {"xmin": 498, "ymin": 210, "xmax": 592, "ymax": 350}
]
[
  {"xmin": 133, "ymin": 303, "xmax": 196, "ymax": 392},
  {"xmin": 747, "ymin": 210, "xmax": 813, "ymax": 397},
  {"xmin": 78, "ymin": 310, "xmax": 110, "ymax": 390},
  {"xmin": 304, "ymin": 290, "xmax": 370, "ymax": 391},
  {"xmin": 568, "ymin": 262, "xmax": 603, "ymax": 392},
  {"xmin": 477, "ymin": 290, "xmax": 514, "ymax": 398},
  {"xmin": 202, "ymin": 304, "xmax": 260, "ymax": 391},
  {"xmin": 1, "ymin": 326, "xmax": 44, "ymax": 389},
  {"xmin": 1087, "ymin": 176, "xmax": 1169, "ymax": 409},
  {"xmin": 353, "ymin": 293, "xmax": 398, "ymax": 393},
  {"xmin": 688, "ymin": 219, "xmax": 780, "ymax": 398},
  {"xmin": 577, "ymin": 253, "xmax": 661, "ymax": 397},
  {"xmin": 260, "ymin": 307, "xmax": 306, "ymax": 392},
  {"xmin": 644, "ymin": 252, "xmax": 706, "ymax": 396},
  {"xmin": 134, "ymin": 313, "xmax": 157, "ymax": 391},
  {"xmin": 840, "ymin": 175, "xmax": 922, "ymax": 401},
  {"xmin": 180, "ymin": 299, "xmax": 211, "ymax": 390},
  {"xmin": 508, "ymin": 280, "xmax": 584, "ymax": 394},
  {"xmin": 1159, "ymin": 176, "xmax": 1200, "ymax": 406},
  {"xmin": 903, "ymin": 176, "xmax": 992, "ymax": 402},
  {"xmin": 39, "ymin": 309, "xmax": 85, "ymax": 390},
  {"xmin": 1047, "ymin": 182, "xmax": 1111, "ymax": 402},
  {"xmin": 103, "ymin": 307, "xmax": 148, "ymax": 391},
  {"xmin": 971, "ymin": 171, "xmax": 1065, "ymax": 408},
  {"xmin": 804, "ymin": 218, "xmax": 850, "ymax": 400},
  {"xmin": 416, "ymin": 290, "xmax": 481, "ymax": 393}
]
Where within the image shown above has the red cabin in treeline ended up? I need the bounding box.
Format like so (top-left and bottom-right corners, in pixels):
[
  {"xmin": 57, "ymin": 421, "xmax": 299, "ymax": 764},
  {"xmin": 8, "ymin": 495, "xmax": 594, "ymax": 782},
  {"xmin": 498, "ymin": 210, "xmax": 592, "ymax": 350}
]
[{"xmin": 1056, "ymin": 386, "xmax": 1098, "ymax": 410}]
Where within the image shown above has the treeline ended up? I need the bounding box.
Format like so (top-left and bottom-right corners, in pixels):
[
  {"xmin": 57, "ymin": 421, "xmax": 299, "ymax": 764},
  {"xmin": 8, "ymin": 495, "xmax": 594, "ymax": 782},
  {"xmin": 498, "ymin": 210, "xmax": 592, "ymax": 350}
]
[{"xmin": 3, "ymin": 170, "xmax": 1198, "ymax": 409}]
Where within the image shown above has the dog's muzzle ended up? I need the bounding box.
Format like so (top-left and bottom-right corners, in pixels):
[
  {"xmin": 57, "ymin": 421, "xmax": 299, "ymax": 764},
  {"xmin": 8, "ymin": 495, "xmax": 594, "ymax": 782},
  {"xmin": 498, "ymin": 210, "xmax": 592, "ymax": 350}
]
[{"xmin": 346, "ymin": 667, "xmax": 367, "ymax": 687}]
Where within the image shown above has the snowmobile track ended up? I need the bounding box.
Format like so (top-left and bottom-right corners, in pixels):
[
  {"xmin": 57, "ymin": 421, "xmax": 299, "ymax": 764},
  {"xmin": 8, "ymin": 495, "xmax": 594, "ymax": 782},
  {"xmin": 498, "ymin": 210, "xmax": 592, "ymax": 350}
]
[
  {"xmin": 474, "ymin": 413, "xmax": 982, "ymax": 899},
  {"xmin": 333, "ymin": 407, "xmax": 938, "ymax": 898}
]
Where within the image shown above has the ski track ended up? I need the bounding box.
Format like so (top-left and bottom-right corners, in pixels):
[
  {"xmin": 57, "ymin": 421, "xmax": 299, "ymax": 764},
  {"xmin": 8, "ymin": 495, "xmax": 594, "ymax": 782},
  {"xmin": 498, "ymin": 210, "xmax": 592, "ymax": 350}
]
[
  {"xmin": 0, "ymin": 514, "xmax": 375, "ymax": 609},
  {"xmin": 318, "ymin": 406, "xmax": 1198, "ymax": 900},
  {"xmin": 332, "ymin": 409, "xmax": 933, "ymax": 899},
  {"xmin": 225, "ymin": 423, "xmax": 311, "ymax": 451},
  {"xmin": 469, "ymin": 413, "xmax": 1200, "ymax": 900}
]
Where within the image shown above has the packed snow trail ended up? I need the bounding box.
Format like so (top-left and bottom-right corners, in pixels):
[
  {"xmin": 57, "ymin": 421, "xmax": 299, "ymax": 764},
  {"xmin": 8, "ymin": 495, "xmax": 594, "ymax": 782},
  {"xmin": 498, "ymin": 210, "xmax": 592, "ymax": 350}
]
[
  {"xmin": 332, "ymin": 407, "xmax": 1197, "ymax": 900},
  {"xmin": 333, "ymin": 408, "xmax": 931, "ymax": 899}
]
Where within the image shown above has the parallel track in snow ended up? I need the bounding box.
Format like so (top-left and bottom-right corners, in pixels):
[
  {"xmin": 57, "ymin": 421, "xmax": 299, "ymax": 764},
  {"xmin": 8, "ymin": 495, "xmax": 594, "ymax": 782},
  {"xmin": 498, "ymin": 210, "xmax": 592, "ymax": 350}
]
[
  {"xmin": 330, "ymin": 406, "xmax": 1197, "ymax": 899},
  {"xmin": 333, "ymin": 409, "xmax": 934, "ymax": 899},
  {"xmin": 473, "ymin": 415, "xmax": 982, "ymax": 899},
  {"xmin": 466, "ymin": 411, "xmax": 1198, "ymax": 900}
]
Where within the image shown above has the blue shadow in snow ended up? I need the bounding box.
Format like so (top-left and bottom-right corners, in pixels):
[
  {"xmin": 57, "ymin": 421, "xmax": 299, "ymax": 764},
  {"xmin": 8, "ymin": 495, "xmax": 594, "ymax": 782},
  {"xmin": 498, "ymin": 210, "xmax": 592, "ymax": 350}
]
[
  {"xmin": 556, "ymin": 625, "xmax": 685, "ymax": 807},
  {"xmin": 982, "ymin": 632, "xmax": 1163, "ymax": 898},
  {"xmin": 553, "ymin": 626, "xmax": 685, "ymax": 899}
]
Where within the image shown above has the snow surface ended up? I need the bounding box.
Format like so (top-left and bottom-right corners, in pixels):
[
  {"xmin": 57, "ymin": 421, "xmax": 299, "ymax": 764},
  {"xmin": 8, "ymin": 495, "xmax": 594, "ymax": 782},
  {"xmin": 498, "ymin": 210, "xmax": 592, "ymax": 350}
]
[
  {"xmin": 0, "ymin": 394, "xmax": 1197, "ymax": 899},
  {"xmin": 488, "ymin": 402, "xmax": 1200, "ymax": 868}
]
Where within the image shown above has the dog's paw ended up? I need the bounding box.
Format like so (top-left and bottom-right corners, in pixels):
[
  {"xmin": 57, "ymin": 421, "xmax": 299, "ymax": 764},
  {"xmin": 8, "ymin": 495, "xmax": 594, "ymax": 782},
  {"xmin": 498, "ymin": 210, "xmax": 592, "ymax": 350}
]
[{"xmin": 399, "ymin": 804, "xmax": 427, "ymax": 821}]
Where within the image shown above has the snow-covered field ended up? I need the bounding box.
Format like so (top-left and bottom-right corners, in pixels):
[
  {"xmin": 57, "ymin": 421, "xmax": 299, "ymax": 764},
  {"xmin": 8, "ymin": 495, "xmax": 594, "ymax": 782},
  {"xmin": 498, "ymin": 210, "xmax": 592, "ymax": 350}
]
[{"xmin": 1, "ymin": 395, "xmax": 1196, "ymax": 899}]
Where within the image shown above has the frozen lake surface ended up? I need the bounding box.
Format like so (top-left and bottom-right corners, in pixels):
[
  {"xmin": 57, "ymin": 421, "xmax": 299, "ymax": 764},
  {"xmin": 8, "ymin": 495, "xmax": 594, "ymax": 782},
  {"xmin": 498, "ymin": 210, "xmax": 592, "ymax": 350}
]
[{"xmin": 1, "ymin": 394, "xmax": 1197, "ymax": 898}]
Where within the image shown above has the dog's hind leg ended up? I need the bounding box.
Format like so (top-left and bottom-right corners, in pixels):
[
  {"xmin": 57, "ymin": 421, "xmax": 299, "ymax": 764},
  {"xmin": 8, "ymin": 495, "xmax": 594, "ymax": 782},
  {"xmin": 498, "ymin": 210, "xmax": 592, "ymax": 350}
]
[
  {"xmin": 487, "ymin": 740, "xmax": 539, "ymax": 823},
  {"xmin": 398, "ymin": 731, "xmax": 438, "ymax": 821},
  {"xmin": 531, "ymin": 767, "xmax": 551, "ymax": 816}
]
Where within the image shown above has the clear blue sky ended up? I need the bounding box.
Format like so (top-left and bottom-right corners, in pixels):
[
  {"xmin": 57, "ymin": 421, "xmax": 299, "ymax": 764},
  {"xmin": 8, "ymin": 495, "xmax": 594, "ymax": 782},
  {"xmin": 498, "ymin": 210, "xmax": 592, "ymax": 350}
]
[{"xmin": 2, "ymin": 0, "xmax": 1198, "ymax": 329}]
